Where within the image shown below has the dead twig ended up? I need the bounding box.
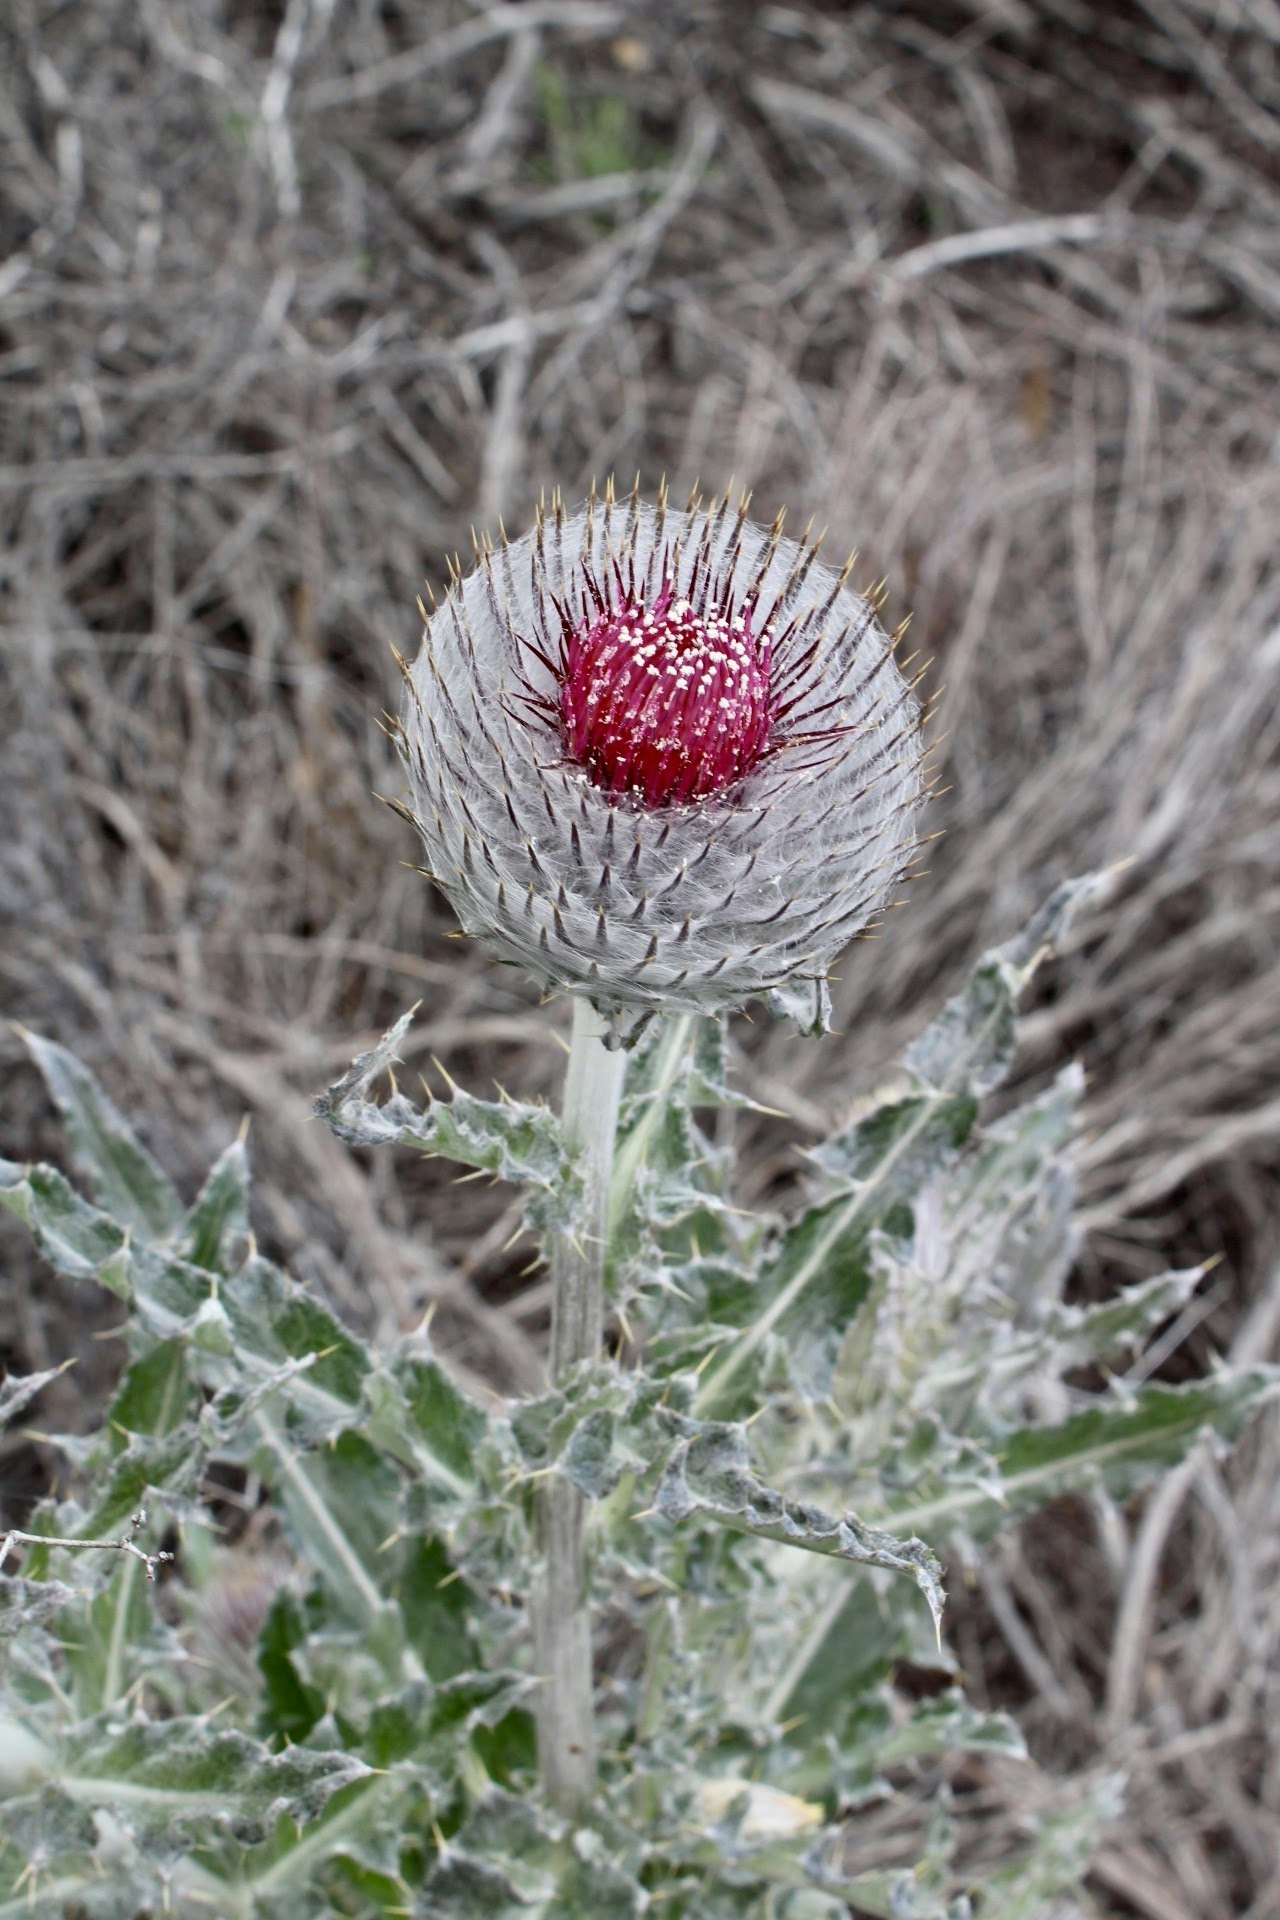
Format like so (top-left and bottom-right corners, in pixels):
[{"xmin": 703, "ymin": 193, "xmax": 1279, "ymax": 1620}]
[{"xmin": 0, "ymin": 1510, "xmax": 173, "ymax": 1583}]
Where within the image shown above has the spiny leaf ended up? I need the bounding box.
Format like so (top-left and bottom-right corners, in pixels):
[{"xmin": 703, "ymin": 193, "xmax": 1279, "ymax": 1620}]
[
  {"xmin": 257, "ymin": 1589, "xmax": 326, "ymax": 1747},
  {"xmin": 654, "ymin": 1423, "xmax": 945, "ymax": 1641},
  {"xmin": 397, "ymin": 1535, "xmax": 479, "ymax": 1681},
  {"xmin": 903, "ymin": 869, "xmax": 1114, "ymax": 1098},
  {"xmin": 766, "ymin": 973, "xmax": 832, "ymax": 1038},
  {"xmin": 64, "ymin": 1340, "xmax": 194, "ymax": 1711},
  {"xmin": 107, "ymin": 1338, "xmax": 191, "ymax": 1447},
  {"xmin": 0, "ymin": 1162, "xmax": 131, "ymax": 1295},
  {"xmin": 250, "ymin": 1420, "xmax": 399, "ymax": 1630},
  {"xmin": 809, "ymin": 1863, "xmax": 965, "ymax": 1920},
  {"xmin": 872, "ymin": 1690, "xmax": 1025, "ymax": 1771},
  {"xmin": 215, "ymin": 1252, "xmax": 370, "ymax": 1445},
  {"xmin": 973, "ymin": 1775, "xmax": 1126, "ymax": 1920},
  {"xmin": 18, "ymin": 1030, "xmax": 182, "ymax": 1242},
  {"xmin": 608, "ymin": 1014, "xmax": 761, "ymax": 1304},
  {"xmin": 363, "ymin": 1334, "xmax": 490, "ymax": 1506},
  {"xmin": 0, "ymin": 1577, "xmax": 82, "ymax": 1632},
  {"xmin": 317, "ymin": 1011, "xmax": 565, "ymax": 1196},
  {"xmin": 694, "ymin": 875, "xmax": 1113, "ymax": 1418},
  {"xmin": 6, "ymin": 1714, "xmax": 370, "ymax": 1841},
  {"xmin": 185, "ymin": 1768, "xmax": 403, "ymax": 1914},
  {"xmin": 0, "ymin": 1363, "xmax": 70, "ymax": 1428},
  {"xmin": 180, "ymin": 1137, "xmax": 250, "ymax": 1273},
  {"xmin": 424, "ymin": 1788, "xmax": 646, "ymax": 1919},
  {"xmin": 834, "ymin": 1072, "xmax": 1083, "ymax": 1428},
  {"xmin": 1040, "ymin": 1264, "xmax": 1205, "ymax": 1373},
  {"xmin": 874, "ymin": 1367, "xmax": 1280, "ymax": 1542},
  {"xmin": 812, "ymin": 1090, "xmax": 979, "ymax": 1191},
  {"xmin": 512, "ymin": 1364, "xmax": 680, "ymax": 1501},
  {"xmin": 0, "ymin": 1839, "xmax": 151, "ymax": 1920}
]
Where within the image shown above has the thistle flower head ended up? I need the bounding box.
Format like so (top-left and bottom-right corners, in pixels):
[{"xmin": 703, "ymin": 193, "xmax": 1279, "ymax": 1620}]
[
  {"xmin": 559, "ymin": 574, "xmax": 773, "ymax": 807},
  {"xmin": 396, "ymin": 484, "xmax": 925, "ymax": 1044}
]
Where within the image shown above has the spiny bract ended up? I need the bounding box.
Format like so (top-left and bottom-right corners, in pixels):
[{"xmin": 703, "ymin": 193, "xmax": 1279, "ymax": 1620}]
[{"xmin": 394, "ymin": 484, "xmax": 925, "ymax": 1044}]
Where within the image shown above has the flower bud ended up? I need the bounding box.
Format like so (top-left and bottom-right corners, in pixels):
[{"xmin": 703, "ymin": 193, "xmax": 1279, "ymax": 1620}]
[{"xmin": 396, "ymin": 485, "xmax": 924, "ymax": 1044}]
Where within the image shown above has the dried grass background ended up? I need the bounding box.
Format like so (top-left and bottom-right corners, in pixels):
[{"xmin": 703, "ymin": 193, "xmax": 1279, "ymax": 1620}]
[{"xmin": 2, "ymin": 0, "xmax": 1280, "ymax": 1912}]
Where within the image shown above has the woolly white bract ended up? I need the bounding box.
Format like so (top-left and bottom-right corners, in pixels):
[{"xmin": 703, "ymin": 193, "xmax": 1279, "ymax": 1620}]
[{"xmin": 397, "ymin": 486, "xmax": 924, "ymax": 1042}]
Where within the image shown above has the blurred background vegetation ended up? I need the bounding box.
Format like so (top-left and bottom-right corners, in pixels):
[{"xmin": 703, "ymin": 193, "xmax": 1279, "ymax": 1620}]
[{"xmin": 2, "ymin": 2, "xmax": 1279, "ymax": 1913}]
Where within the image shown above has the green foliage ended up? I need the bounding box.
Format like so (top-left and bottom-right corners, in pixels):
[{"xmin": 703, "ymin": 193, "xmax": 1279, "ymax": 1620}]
[
  {"xmin": 652, "ymin": 1421, "xmax": 945, "ymax": 1640},
  {"xmin": 2, "ymin": 878, "xmax": 1274, "ymax": 1915},
  {"xmin": 533, "ymin": 63, "xmax": 653, "ymax": 185}
]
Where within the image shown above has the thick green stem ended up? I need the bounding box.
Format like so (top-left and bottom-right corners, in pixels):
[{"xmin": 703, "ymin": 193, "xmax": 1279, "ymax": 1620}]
[{"xmin": 533, "ymin": 996, "xmax": 627, "ymax": 1813}]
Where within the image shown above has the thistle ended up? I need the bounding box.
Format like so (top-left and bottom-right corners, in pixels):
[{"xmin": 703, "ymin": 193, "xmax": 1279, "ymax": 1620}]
[
  {"xmin": 387, "ymin": 481, "xmax": 928, "ymax": 1810},
  {"xmin": 393, "ymin": 481, "xmax": 925, "ymax": 1047}
]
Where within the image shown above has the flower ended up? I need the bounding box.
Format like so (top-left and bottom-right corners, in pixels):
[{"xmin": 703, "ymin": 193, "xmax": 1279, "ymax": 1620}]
[
  {"xmin": 394, "ymin": 482, "xmax": 925, "ymax": 1044},
  {"xmin": 694, "ymin": 1777, "xmax": 824, "ymax": 1841}
]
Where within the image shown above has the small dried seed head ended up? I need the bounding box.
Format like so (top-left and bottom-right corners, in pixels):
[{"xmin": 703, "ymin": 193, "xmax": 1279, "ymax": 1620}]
[{"xmin": 399, "ymin": 488, "xmax": 925, "ymax": 1044}]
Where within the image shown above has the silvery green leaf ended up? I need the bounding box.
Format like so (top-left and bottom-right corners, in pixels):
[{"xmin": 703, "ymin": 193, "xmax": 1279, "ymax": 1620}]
[
  {"xmin": 948, "ymin": 1071, "xmax": 1082, "ymax": 1331},
  {"xmin": 251, "ymin": 1423, "xmax": 400, "ymax": 1629},
  {"xmin": 0, "ymin": 1577, "xmax": 82, "ymax": 1631},
  {"xmin": 609, "ymin": 1015, "xmax": 758, "ymax": 1304},
  {"xmin": 971, "ymin": 1774, "xmax": 1124, "ymax": 1920},
  {"xmin": 774, "ymin": 1668, "xmax": 1023, "ymax": 1813},
  {"xmin": 0, "ymin": 1162, "xmax": 132, "ymax": 1295},
  {"xmin": 767, "ymin": 973, "xmax": 832, "ymax": 1038},
  {"xmin": 811, "ymin": 1090, "xmax": 980, "ymax": 1191},
  {"xmin": 63, "ymin": 1418, "xmax": 199, "ymax": 1555},
  {"xmin": 1038, "ymin": 1263, "xmax": 1205, "ymax": 1373},
  {"xmin": 419, "ymin": 1668, "xmax": 537, "ymax": 1759},
  {"xmin": 946, "ymin": 1263, "xmax": 1206, "ymax": 1427},
  {"xmin": 185, "ymin": 1768, "xmax": 410, "ymax": 1916},
  {"xmin": 397, "ymin": 1535, "xmax": 481, "ymax": 1681},
  {"xmin": 0, "ymin": 1716, "xmax": 376, "ymax": 1920},
  {"xmin": 317, "ymin": 1011, "xmax": 564, "ymax": 1199},
  {"xmin": 423, "ymin": 1789, "xmax": 645, "ymax": 1919},
  {"xmin": 654, "ymin": 1423, "xmax": 944, "ymax": 1640},
  {"xmin": 180, "ymin": 1138, "xmax": 250, "ymax": 1273},
  {"xmin": 0, "ymin": 1363, "xmax": 68, "ymax": 1428},
  {"xmin": 872, "ymin": 1368, "xmax": 1280, "ymax": 1543},
  {"xmin": 363, "ymin": 1335, "xmax": 491, "ymax": 1510},
  {"xmin": 512, "ymin": 1365, "xmax": 675, "ymax": 1500},
  {"xmin": 903, "ymin": 869, "xmax": 1114, "ymax": 1098},
  {"xmin": 867, "ymin": 1260, "xmax": 1203, "ymax": 1447},
  {"xmin": 684, "ymin": 1016, "xmax": 756, "ymax": 1112},
  {"xmin": 833, "ymin": 1073, "xmax": 1084, "ymax": 1429},
  {"xmin": 424, "ymin": 1790, "xmax": 558, "ymax": 1912},
  {"xmin": 755, "ymin": 1566, "xmax": 944, "ymax": 1749},
  {"xmin": 806, "ymin": 1864, "xmax": 962, "ymax": 1920},
  {"xmin": 49, "ymin": 1714, "xmax": 370, "ymax": 1842},
  {"xmin": 256, "ymin": 1589, "xmax": 326, "ymax": 1747},
  {"xmin": 902, "ymin": 954, "xmax": 1020, "ymax": 1103},
  {"xmin": 38, "ymin": 1339, "xmax": 194, "ymax": 1709},
  {"xmin": 107, "ymin": 1338, "xmax": 192, "ymax": 1451},
  {"xmin": 651, "ymin": 882, "xmax": 1113, "ymax": 1418},
  {"xmin": 17, "ymin": 1030, "xmax": 182, "ymax": 1243},
  {"xmin": 871, "ymin": 1691, "xmax": 1025, "ymax": 1772},
  {"xmin": 619, "ymin": 1013, "xmax": 749, "ymax": 1121},
  {"xmin": 693, "ymin": 1182, "xmax": 877, "ymax": 1415},
  {"xmin": 215, "ymin": 1252, "xmax": 369, "ymax": 1444},
  {"xmin": 0, "ymin": 1835, "xmax": 163, "ymax": 1920},
  {"xmin": 999, "ymin": 869, "xmax": 1120, "ymax": 975}
]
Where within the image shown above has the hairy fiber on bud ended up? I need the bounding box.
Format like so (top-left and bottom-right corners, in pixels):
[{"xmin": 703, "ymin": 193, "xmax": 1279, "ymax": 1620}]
[{"xmin": 395, "ymin": 486, "xmax": 925, "ymax": 1043}]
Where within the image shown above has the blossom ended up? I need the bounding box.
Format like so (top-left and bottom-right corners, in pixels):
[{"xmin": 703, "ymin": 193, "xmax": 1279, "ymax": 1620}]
[{"xmin": 394, "ymin": 483, "xmax": 925, "ymax": 1044}]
